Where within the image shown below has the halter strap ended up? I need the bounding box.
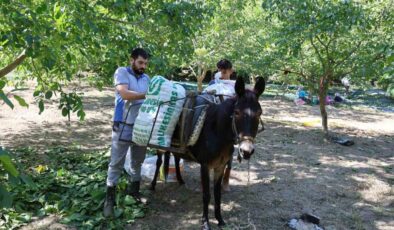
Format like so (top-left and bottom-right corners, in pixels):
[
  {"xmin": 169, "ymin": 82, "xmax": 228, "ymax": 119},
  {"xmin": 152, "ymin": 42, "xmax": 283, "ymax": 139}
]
[
  {"xmin": 231, "ymin": 114, "xmax": 265, "ymax": 162},
  {"xmin": 231, "ymin": 115, "xmax": 255, "ymax": 162}
]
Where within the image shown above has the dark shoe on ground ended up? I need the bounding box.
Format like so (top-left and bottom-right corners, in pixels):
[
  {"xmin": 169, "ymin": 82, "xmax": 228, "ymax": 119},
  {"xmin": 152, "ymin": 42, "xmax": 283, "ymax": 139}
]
[
  {"xmin": 103, "ymin": 186, "xmax": 116, "ymax": 217},
  {"xmin": 126, "ymin": 181, "xmax": 140, "ymax": 197},
  {"xmin": 126, "ymin": 181, "xmax": 149, "ymax": 204}
]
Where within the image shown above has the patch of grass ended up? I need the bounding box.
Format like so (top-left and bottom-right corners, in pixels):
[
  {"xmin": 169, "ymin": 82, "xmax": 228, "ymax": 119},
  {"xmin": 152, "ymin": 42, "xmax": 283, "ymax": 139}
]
[
  {"xmin": 349, "ymin": 210, "xmax": 366, "ymax": 230},
  {"xmin": 0, "ymin": 147, "xmax": 145, "ymax": 229}
]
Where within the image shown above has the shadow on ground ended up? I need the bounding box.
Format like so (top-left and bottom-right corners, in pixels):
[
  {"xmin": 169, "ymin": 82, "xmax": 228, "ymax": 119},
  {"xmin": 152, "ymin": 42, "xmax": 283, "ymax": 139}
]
[
  {"xmin": 2, "ymin": 91, "xmax": 393, "ymax": 229},
  {"xmin": 128, "ymin": 120, "xmax": 393, "ymax": 230}
]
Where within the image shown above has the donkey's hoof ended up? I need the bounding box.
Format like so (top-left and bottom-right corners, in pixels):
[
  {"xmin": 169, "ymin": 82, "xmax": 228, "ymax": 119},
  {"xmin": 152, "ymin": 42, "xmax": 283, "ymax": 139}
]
[
  {"xmin": 149, "ymin": 185, "xmax": 155, "ymax": 191},
  {"xmin": 221, "ymin": 184, "xmax": 231, "ymax": 193},
  {"xmin": 201, "ymin": 221, "xmax": 211, "ymax": 230},
  {"xmin": 178, "ymin": 179, "xmax": 185, "ymax": 185},
  {"xmin": 218, "ymin": 220, "xmax": 226, "ymax": 228}
]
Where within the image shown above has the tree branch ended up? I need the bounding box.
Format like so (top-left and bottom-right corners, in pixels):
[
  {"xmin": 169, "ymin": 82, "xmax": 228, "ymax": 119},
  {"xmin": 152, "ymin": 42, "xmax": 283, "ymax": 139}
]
[
  {"xmin": 99, "ymin": 15, "xmax": 146, "ymax": 27},
  {"xmin": 188, "ymin": 66, "xmax": 197, "ymax": 77},
  {"xmin": 334, "ymin": 70, "xmax": 354, "ymax": 79},
  {"xmin": 0, "ymin": 50, "xmax": 27, "ymax": 79},
  {"xmin": 310, "ymin": 37, "xmax": 325, "ymax": 69},
  {"xmin": 316, "ymin": 35, "xmax": 331, "ymax": 62},
  {"xmin": 334, "ymin": 41, "xmax": 362, "ymax": 68},
  {"xmin": 334, "ymin": 44, "xmax": 389, "ymax": 80},
  {"xmin": 78, "ymin": 1, "xmax": 146, "ymax": 28},
  {"xmin": 327, "ymin": 34, "xmax": 334, "ymax": 48},
  {"xmin": 370, "ymin": 45, "xmax": 389, "ymax": 63},
  {"xmin": 279, "ymin": 68, "xmax": 306, "ymax": 78},
  {"xmin": 316, "ymin": 35, "xmax": 328, "ymax": 50}
]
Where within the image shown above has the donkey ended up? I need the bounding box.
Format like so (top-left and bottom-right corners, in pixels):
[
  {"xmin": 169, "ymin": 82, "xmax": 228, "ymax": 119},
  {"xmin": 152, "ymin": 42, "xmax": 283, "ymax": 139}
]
[{"xmin": 151, "ymin": 76, "xmax": 265, "ymax": 230}]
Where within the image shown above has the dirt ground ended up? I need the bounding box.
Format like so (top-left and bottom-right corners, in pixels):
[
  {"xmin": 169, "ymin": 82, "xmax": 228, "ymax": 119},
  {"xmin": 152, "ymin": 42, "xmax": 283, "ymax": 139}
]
[{"xmin": 1, "ymin": 85, "xmax": 393, "ymax": 230}]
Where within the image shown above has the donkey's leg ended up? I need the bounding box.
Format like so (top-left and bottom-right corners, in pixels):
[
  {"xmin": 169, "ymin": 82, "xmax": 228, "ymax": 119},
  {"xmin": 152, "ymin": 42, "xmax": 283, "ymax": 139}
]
[
  {"xmin": 163, "ymin": 151, "xmax": 170, "ymax": 182},
  {"xmin": 214, "ymin": 165, "xmax": 226, "ymax": 227},
  {"xmin": 200, "ymin": 164, "xmax": 211, "ymax": 230},
  {"xmin": 174, "ymin": 155, "xmax": 185, "ymax": 185},
  {"xmin": 222, "ymin": 159, "xmax": 232, "ymax": 192},
  {"xmin": 150, "ymin": 150, "xmax": 163, "ymax": 191}
]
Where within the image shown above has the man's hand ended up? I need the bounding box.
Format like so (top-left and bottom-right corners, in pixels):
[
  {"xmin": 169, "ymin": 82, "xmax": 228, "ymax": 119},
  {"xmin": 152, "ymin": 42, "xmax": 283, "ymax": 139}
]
[{"xmin": 116, "ymin": 85, "xmax": 146, "ymax": 100}]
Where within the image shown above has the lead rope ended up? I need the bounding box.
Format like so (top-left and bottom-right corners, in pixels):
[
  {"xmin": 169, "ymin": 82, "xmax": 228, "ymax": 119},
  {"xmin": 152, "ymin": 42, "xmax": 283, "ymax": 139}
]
[
  {"xmin": 244, "ymin": 160, "xmax": 256, "ymax": 230},
  {"xmin": 230, "ymin": 112, "xmax": 258, "ymax": 229},
  {"xmin": 230, "ymin": 115, "xmax": 256, "ymax": 229},
  {"xmin": 228, "ymin": 160, "xmax": 255, "ymax": 230}
]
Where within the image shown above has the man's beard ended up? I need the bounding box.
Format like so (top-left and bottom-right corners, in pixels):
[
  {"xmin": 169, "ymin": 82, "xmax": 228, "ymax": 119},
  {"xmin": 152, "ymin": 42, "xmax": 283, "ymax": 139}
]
[{"xmin": 132, "ymin": 64, "xmax": 145, "ymax": 75}]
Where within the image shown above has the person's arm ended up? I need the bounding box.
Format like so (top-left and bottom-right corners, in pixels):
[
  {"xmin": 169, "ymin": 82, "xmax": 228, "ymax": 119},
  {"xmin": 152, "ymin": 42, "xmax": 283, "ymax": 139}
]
[{"xmin": 116, "ymin": 84, "xmax": 145, "ymax": 101}]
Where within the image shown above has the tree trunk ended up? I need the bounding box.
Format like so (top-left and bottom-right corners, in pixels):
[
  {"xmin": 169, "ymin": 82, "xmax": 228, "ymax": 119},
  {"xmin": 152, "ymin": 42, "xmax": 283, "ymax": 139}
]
[
  {"xmin": 197, "ymin": 67, "xmax": 207, "ymax": 92},
  {"xmin": 0, "ymin": 50, "xmax": 27, "ymax": 78},
  {"xmin": 318, "ymin": 76, "xmax": 329, "ymax": 135}
]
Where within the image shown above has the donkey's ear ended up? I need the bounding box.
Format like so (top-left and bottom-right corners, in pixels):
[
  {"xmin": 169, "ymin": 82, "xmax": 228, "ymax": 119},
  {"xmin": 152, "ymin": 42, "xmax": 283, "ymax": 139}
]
[
  {"xmin": 235, "ymin": 76, "xmax": 245, "ymax": 97},
  {"xmin": 254, "ymin": 77, "xmax": 266, "ymax": 98}
]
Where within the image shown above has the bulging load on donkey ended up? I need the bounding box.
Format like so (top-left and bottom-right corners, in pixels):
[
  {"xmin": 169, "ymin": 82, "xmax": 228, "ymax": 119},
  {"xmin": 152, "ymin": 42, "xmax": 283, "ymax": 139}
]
[{"xmin": 127, "ymin": 75, "xmax": 266, "ymax": 230}]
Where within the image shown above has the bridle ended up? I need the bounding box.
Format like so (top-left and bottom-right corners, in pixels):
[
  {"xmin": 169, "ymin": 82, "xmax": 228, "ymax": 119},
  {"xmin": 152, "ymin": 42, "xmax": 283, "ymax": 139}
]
[{"xmin": 231, "ymin": 112, "xmax": 265, "ymax": 162}]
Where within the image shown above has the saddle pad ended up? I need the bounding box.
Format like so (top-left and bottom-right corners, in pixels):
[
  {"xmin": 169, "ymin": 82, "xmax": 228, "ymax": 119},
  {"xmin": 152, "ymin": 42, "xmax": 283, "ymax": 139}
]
[{"xmin": 187, "ymin": 94, "xmax": 215, "ymax": 146}]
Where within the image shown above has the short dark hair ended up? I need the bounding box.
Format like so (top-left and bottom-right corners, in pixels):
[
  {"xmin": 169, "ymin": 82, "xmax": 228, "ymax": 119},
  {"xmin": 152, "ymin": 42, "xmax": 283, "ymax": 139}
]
[
  {"xmin": 131, "ymin": 48, "xmax": 149, "ymax": 59},
  {"xmin": 217, "ymin": 59, "xmax": 232, "ymax": 70}
]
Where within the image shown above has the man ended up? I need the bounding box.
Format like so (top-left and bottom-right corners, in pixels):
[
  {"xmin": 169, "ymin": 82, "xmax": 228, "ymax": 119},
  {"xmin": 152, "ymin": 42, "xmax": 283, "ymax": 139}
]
[
  {"xmin": 103, "ymin": 48, "xmax": 150, "ymax": 217},
  {"xmin": 209, "ymin": 59, "xmax": 234, "ymax": 85},
  {"xmin": 341, "ymin": 76, "xmax": 350, "ymax": 95}
]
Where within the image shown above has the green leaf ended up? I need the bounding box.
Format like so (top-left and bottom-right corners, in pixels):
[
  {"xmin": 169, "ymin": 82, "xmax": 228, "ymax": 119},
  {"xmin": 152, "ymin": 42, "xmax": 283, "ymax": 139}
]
[
  {"xmin": 114, "ymin": 208, "xmax": 123, "ymax": 218},
  {"xmin": 36, "ymin": 3, "xmax": 47, "ymax": 14},
  {"xmin": 124, "ymin": 195, "xmax": 136, "ymax": 205},
  {"xmin": 0, "ymin": 80, "xmax": 5, "ymax": 89},
  {"xmin": 133, "ymin": 209, "xmax": 145, "ymax": 218},
  {"xmin": 387, "ymin": 54, "xmax": 394, "ymax": 64},
  {"xmin": 13, "ymin": 95, "xmax": 29, "ymax": 108},
  {"xmin": 68, "ymin": 213, "xmax": 84, "ymax": 221},
  {"xmin": 45, "ymin": 91, "xmax": 53, "ymax": 99},
  {"xmin": 8, "ymin": 174, "xmax": 20, "ymax": 186},
  {"xmin": 20, "ymin": 173, "xmax": 37, "ymax": 188},
  {"xmin": 62, "ymin": 107, "xmax": 68, "ymax": 117},
  {"xmin": 77, "ymin": 110, "xmax": 86, "ymax": 120},
  {"xmin": 38, "ymin": 100, "xmax": 44, "ymax": 114},
  {"xmin": 66, "ymin": 53, "xmax": 72, "ymax": 63},
  {"xmin": 0, "ymin": 39, "xmax": 9, "ymax": 46},
  {"xmin": 56, "ymin": 168, "xmax": 64, "ymax": 177},
  {"xmin": 90, "ymin": 189, "xmax": 105, "ymax": 202},
  {"xmin": 0, "ymin": 185, "xmax": 12, "ymax": 208},
  {"xmin": 0, "ymin": 148, "xmax": 19, "ymax": 177},
  {"xmin": 53, "ymin": 2, "xmax": 61, "ymax": 19},
  {"xmin": 0, "ymin": 90, "xmax": 14, "ymax": 109},
  {"xmin": 19, "ymin": 213, "xmax": 32, "ymax": 222}
]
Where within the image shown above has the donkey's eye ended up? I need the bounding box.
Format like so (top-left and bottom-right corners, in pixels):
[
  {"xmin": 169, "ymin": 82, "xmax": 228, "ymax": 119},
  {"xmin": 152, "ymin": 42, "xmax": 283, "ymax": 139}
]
[{"xmin": 234, "ymin": 110, "xmax": 241, "ymax": 117}]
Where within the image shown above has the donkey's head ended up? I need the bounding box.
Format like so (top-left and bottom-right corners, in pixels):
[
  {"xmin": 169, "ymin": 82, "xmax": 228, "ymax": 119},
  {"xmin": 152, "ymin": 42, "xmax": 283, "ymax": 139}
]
[{"xmin": 233, "ymin": 77, "xmax": 265, "ymax": 161}]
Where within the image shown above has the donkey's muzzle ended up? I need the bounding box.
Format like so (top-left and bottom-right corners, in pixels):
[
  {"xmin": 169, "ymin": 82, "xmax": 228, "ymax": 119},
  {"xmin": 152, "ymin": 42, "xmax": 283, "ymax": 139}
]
[{"xmin": 239, "ymin": 140, "xmax": 255, "ymax": 160}]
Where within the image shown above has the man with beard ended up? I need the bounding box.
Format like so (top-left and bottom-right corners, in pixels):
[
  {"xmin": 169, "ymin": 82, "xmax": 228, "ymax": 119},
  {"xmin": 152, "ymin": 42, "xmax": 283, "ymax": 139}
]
[{"xmin": 104, "ymin": 48, "xmax": 150, "ymax": 217}]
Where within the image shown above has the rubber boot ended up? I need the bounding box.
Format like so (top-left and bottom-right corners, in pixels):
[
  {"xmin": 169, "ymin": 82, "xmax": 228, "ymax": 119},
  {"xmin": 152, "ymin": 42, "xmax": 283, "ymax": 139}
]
[
  {"xmin": 103, "ymin": 186, "xmax": 116, "ymax": 217},
  {"xmin": 126, "ymin": 181, "xmax": 140, "ymax": 198}
]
